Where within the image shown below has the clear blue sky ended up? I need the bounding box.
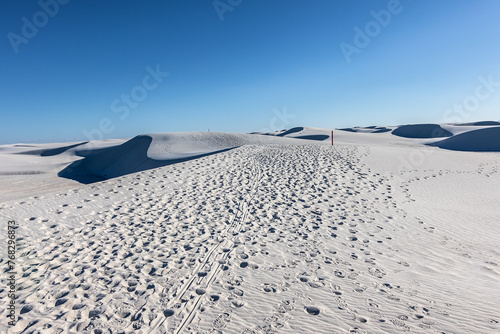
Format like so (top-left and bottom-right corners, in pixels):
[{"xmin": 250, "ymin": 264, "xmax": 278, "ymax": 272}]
[{"xmin": 1, "ymin": 0, "xmax": 500, "ymax": 143}]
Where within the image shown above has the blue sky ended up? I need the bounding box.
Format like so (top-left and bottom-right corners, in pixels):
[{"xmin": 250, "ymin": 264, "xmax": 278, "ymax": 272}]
[{"xmin": 1, "ymin": 0, "xmax": 500, "ymax": 143}]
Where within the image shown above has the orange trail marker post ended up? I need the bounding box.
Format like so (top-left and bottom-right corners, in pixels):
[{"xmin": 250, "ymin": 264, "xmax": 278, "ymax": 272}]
[{"xmin": 331, "ymin": 130, "xmax": 333, "ymax": 146}]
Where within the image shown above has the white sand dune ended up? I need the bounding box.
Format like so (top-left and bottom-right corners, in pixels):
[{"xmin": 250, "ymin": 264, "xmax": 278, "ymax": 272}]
[
  {"xmin": 430, "ymin": 126, "xmax": 500, "ymax": 151},
  {"xmin": 0, "ymin": 134, "xmax": 320, "ymax": 202},
  {"xmin": 391, "ymin": 124, "xmax": 453, "ymax": 139},
  {"xmin": 337, "ymin": 126, "xmax": 392, "ymax": 134},
  {"xmin": 0, "ymin": 139, "xmax": 127, "ymax": 202},
  {"xmin": 454, "ymin": 121, "xmax": 500, "ymax": 126},
  {"xmin": 58, "ymin": 132, "xmax": 320, "ymax": 183},
  {"xmin": 252, "ymin": 127, "xmax": 332, "ymax": 141},
  {"xmin": 0, "ymin": 123, "xmax": 499, "ymax": 333}
]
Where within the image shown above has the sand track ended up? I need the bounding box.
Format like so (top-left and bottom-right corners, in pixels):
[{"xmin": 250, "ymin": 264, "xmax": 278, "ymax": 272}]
[{"xmin": 152, "ymin": 150, "xmax": 264, "ymax": 333}]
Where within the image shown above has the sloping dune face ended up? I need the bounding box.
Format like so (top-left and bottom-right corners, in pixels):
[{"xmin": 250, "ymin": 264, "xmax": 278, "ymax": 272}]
[
  {"xmin": 430, "ymin": 126, "xmax": 500, "ymax": 152},
  {"xmin": 277, "ymin": 127, "xmax": 304, "ymax": 137},
  {"xmin": 59, "ymin": 135, "xmax": 156, "ymax": 182},
  {"xmin": 58, "ymin": 132, "xmax": 311, "ymax": 183},
  {"xmin": 15, "ymin": 142, "xmax": 88, "ymax": 157},
  {"xmin": 146, "ymin": 132, "xmax": 255, "ymax": 160},
  {"xmin": 58, "ymin": 134, "xmax": 238, "ymax": 183},
  {"xmin": 392, "ymin": 124, "xmax": 453, "ymax": 138}
]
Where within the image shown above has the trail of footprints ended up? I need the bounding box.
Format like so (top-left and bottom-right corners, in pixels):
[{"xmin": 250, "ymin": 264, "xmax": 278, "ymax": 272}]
[
  {"xmin": 0, "ymin": 144, "xmax": 483, "ymax": 333},
  {"xmin": 152, "ymin": 152, "xmax": 264, "ymax": 333},
  {"xmin": 0, "ymin": 148, "xmax": 269, "ymax": 333}
]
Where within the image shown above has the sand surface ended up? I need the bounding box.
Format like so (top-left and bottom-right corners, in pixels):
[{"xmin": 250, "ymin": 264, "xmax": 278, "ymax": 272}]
[{"xmin": 0, "ymin": 125, "xmax": 499, "ymax": 333}]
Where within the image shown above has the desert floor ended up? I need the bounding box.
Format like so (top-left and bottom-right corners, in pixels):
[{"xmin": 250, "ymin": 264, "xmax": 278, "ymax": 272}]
[{"xmin": 1, "ymin": 128, "xmax": 499, "ymax": 333}]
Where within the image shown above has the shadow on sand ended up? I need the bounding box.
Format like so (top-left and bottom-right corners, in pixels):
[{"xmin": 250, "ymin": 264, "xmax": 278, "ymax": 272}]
[
  {"xmin": 16, "ymin": 142, "xmax": 89, "ymax": 156},
  {"xmin": 59, "ymin": 135, "xmax": 236, "ymax": 184}
]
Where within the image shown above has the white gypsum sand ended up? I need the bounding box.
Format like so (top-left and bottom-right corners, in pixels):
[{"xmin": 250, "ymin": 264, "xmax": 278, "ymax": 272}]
[{"xmin": 0, "ymin": 124, "xmax": 499, "ymax": 333}]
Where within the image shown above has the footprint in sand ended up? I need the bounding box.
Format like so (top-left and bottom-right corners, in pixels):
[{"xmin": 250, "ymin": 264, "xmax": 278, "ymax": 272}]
[
  {"xmin": 304, "ymin": 306, "xmax": 320, "ymax": 315},
  {"xmin": 212, "ymin": 312, "xmax": 231, "ymax": 329},
  {"xmin": 231, "ymin": 300, "xmax": 245, "ymax": 308},
  {"xmin": 334, "ymin": 269, "xmax": 346, "ymax": 278},
  {"xmin": 163, "ymin": 309, "xmax": 175, "ymax": 317},
  {"xmin": 208, "ymin": 294, "xmax": 220, "ymax": 302},
  {"xmin": 261, "ymin": 283, "xmax": 277, "ymax": 293},
  {"xmin": 356, "ymin": 316, "xmax": 368, "ymax": 323}
]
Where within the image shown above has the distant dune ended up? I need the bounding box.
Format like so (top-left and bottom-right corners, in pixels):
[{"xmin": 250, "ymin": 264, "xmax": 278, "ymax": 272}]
[
  {"xmin": 455, "ymin": 121, "xmax": 500, "ymax": 126},
  {"xmin": 338, "ymin": 127, "xmax": 357, "ymax": 133},
  {"xmin": 430, "ymin": 126, "xmax": 500, "ymax": 152},
  {"xmin": 253, "ymin": 126, "xmax": 331, "ymax": 141},
  {"xmin": 59, "ymin": 132, "xmax": 318, "ymax": 183},
  {"xmin": 1, "ymin": 122, "xmax": 499, "ymax": 197},
  {"xmin": 372, "ymin": 128, "xmax": 391, "ymax": 133},
  {"xmin": 276, "ymin": 127, "xmax": 304, "ymax": 136},
  {"xmin": 338, "ymin": 126, "xmax": 391, "ymax": 134},
  {"xmin": 16, "ymin": 142, "xmax": 88, "ymax": 157},
  {"xmin": 391, "ymin": 124, "xmax": 453, "ymax": 138}
]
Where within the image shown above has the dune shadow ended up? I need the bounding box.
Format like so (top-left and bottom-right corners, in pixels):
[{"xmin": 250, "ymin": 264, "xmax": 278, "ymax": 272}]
[
  {"xmin": 429, "ymin": 126, "xmax": 500, "ymax": 152},
  {"xmin": 392, "ymin": 124, "xmax": 452, "ymax": 138},
  {"xmin": 338, "ymin": 128, "xmax": 357, "ymax": 133},
  {"xmin": 17, "ymin": 142, "xmax": 89, "ymax": 156},
  {"xmin": 58, "ymin": 135, "xmax": 237, "ymax": 184},
  {"xmin": 372, "ymin": 128, "xmax": 391, "ymax": 133},
  {"xmin": 455, "ymin": 121, "xmax": 500, "ymax": 126},
  {"xmin": 295, "ymin": 135, "xmax": 329, "ymax": 141},
  {"xmin": 277, "ymin": 127, "xmax": 304, "ymax": 137}
]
